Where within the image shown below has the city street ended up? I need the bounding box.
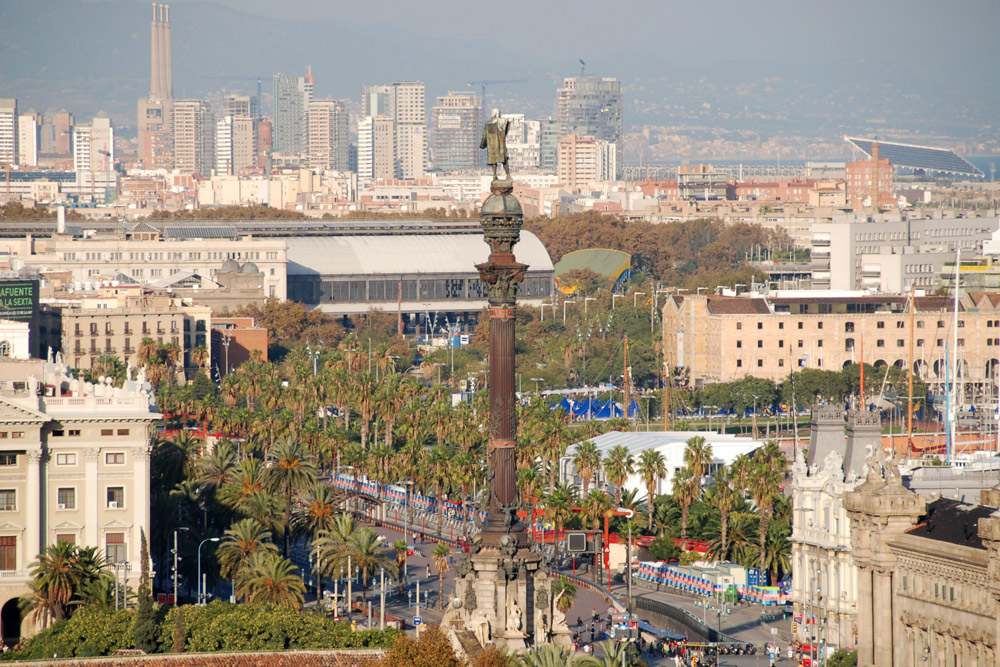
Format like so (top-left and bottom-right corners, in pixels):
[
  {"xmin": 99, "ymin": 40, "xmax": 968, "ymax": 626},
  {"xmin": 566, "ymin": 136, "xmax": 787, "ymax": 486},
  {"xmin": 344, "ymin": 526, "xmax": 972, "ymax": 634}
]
[{"xmin": 276, "ymin": 500, "xmax": 803, "ymax": 666}]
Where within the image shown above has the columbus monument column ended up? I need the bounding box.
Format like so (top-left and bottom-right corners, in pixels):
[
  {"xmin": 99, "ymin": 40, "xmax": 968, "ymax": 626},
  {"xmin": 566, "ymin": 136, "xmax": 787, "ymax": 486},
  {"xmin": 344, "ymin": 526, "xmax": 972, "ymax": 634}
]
[{"xmin": 442, "ymin": 110, "xmax": 571, "ymax": 650}]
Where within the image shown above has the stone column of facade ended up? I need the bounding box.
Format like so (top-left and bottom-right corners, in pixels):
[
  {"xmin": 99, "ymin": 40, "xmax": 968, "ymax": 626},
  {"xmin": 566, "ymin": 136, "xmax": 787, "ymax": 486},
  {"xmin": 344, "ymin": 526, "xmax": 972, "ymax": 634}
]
[
  {"xmin": 979, "ymin": 515, "xmax": 1000, "ymax": 666},
  {"xmin": 133, "ymin": 445, "xmax": 151, "ymax": 569},
  {"xmin": 844, "ymin": 458, "xmax": 925, "ymax": 667},
  {"xmin": 24, "ymin": 449, "xmax": 42, "ymax": 566},
  {"xmin": 84, "ymin": 448, "xmax": 100, "ymax": 547}
]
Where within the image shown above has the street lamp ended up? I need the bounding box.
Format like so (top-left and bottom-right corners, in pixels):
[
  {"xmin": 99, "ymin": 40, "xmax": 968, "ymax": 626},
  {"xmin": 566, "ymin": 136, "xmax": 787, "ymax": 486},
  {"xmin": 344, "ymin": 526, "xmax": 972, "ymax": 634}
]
[
  {"xmin": 306, "ymin": 341, "xmax": 322, "ymax": 376},
  {"xmin": 563, "ymin": 299, "xmax": 576, "ymax": 322},
  {"xmin": 583, "ymin": 296, "xmax": 596, "ymax": 315},
  {"xmin": 172, "ymin": 527, "xmax": 189, "ymax": 605},
  {"xmin": 530, "ymin": 377, "xmax": 543, "ymax": 394},
  {"xmin": 633, "ymin": 291, "xmax": 645, "ymax": 308},
  {"xmin": 612, "ymin": 294, "xmax": 623, "ymax": 309},
  {"xmin": 197, "ymin": 537, "xmax": 220, "ymax": 605}
]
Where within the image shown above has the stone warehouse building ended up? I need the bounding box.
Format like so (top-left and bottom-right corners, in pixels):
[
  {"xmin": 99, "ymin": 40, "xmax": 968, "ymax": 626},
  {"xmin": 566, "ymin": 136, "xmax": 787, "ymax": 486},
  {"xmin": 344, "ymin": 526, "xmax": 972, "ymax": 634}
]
[{"xmin": 662, "ymin": 292, "xmax": 1000, "ymax": 394}]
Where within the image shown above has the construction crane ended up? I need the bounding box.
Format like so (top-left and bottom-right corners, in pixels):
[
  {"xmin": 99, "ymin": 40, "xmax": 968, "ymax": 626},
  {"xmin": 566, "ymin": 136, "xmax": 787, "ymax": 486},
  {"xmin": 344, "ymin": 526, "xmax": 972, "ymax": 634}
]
[{"xmin": 467, "ymin": 80, "xmax": 526, "ymax": 111}]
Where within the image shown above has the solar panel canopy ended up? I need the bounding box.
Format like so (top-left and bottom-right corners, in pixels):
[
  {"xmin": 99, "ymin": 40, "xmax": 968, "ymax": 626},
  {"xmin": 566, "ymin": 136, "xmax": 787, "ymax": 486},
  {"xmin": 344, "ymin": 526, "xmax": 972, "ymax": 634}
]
[{"xmin": 845, "ymin": 136, "xmax": 983, "ymax": 176}]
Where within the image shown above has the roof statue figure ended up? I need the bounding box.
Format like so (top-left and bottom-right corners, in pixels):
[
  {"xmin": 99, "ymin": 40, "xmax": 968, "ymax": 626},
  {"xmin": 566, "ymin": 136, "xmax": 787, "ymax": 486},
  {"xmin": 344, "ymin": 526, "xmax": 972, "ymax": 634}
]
[{"xmin": 480, "ymin": 108, "xmax": 512, "ymax": 183}]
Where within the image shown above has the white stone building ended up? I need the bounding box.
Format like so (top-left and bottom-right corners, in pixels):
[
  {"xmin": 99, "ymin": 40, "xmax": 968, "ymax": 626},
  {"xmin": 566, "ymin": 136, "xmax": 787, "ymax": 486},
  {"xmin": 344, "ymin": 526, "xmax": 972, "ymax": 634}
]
[{"xmin": 0, "ymin": 358, "xmax": 159, "ymax": 642}]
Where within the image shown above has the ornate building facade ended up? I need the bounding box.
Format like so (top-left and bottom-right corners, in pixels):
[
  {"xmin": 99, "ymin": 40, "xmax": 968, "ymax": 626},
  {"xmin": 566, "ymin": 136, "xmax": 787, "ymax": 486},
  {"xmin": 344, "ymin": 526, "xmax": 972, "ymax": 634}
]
[
  {"xmin": 0, "ymin": 358, "xmax": 159, "ymax": 642},
  {"xmin": 844, "ymin": 455, "xmax": 1000, "ymax": 666}
]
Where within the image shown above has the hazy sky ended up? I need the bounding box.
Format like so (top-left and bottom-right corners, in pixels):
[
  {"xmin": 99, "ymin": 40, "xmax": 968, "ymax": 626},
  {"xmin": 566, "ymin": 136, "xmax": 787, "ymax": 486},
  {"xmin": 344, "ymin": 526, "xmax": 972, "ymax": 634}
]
[{"xmin": 3, "ymin": 0, "xmax": 999, "ymax": 146}]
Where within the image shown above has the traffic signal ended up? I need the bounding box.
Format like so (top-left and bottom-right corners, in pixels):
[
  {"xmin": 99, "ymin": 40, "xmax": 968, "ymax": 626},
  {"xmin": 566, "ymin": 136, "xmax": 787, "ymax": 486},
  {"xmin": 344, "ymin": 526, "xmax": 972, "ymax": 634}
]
[{"xmin": 792, "ymin": 622, "xmax": 799, "ymax": 634}]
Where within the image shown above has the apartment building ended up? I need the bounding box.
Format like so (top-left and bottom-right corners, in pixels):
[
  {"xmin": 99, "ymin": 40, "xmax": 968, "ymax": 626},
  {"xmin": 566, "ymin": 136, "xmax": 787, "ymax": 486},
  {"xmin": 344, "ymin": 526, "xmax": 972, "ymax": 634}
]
[
  {"xmin": 72, "ymin": 117, "xmax": 114, "ymax": 174},
  {"xmin": 557, "ymin": 134, "xmax": 616, "ymax": 188},
  {"xmin": 431, "ymin": 92, "xmax": 481, "ymax": 172},
  {"xmin": 0, "ymin": 99, "xmax": 17, "ymax": 165},
  {"xmin": 0, "ymin": 357, "xmax": 158, "ymax": 642},
  {"xmin": 662, "ymin": 292, "xmax": 1000, "ymax": 391},
  {"xmin": 306, "ymin": 100, "xmax": 349, "ymax": 172},
  {"xmin": 555, "ymin": 76, "xmax": 622, "ymax": 178},
  {"xmin": 41, "ymin": 287, "xmax": 211, "ymax": 376},
  {"xmin": 172, "ymin": 100, "xmax": 213, "ymax": 175}
]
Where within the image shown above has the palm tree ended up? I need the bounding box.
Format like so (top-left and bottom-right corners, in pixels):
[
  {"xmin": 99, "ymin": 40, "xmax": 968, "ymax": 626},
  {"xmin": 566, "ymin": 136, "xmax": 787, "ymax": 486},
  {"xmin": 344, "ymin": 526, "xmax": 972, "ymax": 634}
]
[
  {"xmin": 748, "ymin": 443, "xmax": 786, "ymax": 580},
  {"xmin": 217, "ymin": 457, "xmax": 267, "ymax": 512},
  {"xmin": 292, "ymin": 483, "xmax": 341, "ymax": 547},
  {"xmin": 580, "ymin": 488, "xmax": 612, "ymax": 535},
  {"xmin": 189, "ymin": 345, "xmax": 209, "ymax": 372},
  {"xmin": 540, "ymin": 415, "xmax": 570, "ymax": 493},
  {"xmin": 312, "ymin": 512, "xmax": 360, "ymax": 582},
  {"xmin": 636, "ymin": 449, "xmax": 666, "ymax": 532},
  {"xmin": 425, "ymin": 444, "xmax": 453, "ymax": 538},
  {"xmin": 241, "ymin": 553, "xmax": 306, "ymax": 610},
  {"xmin": 602, "ymin": 445, "xmax": 634, "ymax": 507},
  {"xmin": 671, "ymin": 467, "xmax": 699, "ymax": 549},
  {"xmin": 593, "ymin": 639, "xmax": 641, "ymax": 667},
  {"xmin": 432, "ymin": 542, "xmax": 450, "ymax": 609},
  {"xmin": 683, "ymin": 436, "xmax": 713, "ymax": 497},
  {"xmin": 22, "ymin": 542, "xmax": 108, "ymax": 627},
  {"xmin": 708, "ymin": 466, "xmax": 739, "ymax": 560},
  {"xmin": 729, "ymin": 452, "xmax": 753, "ymax": 497},
  {"xmin": 393, "ymin": 538, "xmax": 409, "ymax": 595},
  {"xmin": 347, "ymin": 527, "xmax": 398, "ymax": 597},
  {"xmin": 542, "ymin": 482, "xmax": 576, "ymax": 566},
  {"xmin": 551, "ymin": 575, "xmax": 577, "ymax": 614},
  {"xmin": 264, "ymin": 436, "xmax": 317, "ymax": 556},
  {"xmin": 512, "ymin": 645, "xmax": 599, "ymax": 667},
  {"xmin": 572, "ymin": 440, "xmax": 602, "ymax": 495},
  {"xmin": 216, "ymin": 518, "xmax": 278, "ymax": 595}
]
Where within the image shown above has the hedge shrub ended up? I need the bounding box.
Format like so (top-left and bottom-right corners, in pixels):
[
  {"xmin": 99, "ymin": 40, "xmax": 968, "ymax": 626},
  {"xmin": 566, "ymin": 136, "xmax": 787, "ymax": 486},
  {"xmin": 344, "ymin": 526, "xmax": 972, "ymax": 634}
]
[{"xmin": 4, "ymin": 602, "xmax": 398, "ymax": 661}]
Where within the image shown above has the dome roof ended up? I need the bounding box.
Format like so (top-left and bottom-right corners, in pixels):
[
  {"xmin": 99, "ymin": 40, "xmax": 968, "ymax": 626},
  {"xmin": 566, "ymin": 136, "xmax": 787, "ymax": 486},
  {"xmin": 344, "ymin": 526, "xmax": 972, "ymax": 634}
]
[
  {"xmin": 220, "ymin": 259, "xmax": 240, "ymax": 273},
  {"xmin": 481, "ymin": 192, "xmax": 522, "ymax": 217},
  {"xmin": 239, "ymin": 262, "xmax": 260, "ymax": 274}
]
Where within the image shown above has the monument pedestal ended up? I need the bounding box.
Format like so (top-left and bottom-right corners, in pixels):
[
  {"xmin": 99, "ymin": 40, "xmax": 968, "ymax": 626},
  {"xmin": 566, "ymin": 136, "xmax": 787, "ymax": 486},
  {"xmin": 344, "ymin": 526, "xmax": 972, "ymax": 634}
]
[{"xmin": 448, "ymin": 537, "xmax": 566, "ymax": 650}]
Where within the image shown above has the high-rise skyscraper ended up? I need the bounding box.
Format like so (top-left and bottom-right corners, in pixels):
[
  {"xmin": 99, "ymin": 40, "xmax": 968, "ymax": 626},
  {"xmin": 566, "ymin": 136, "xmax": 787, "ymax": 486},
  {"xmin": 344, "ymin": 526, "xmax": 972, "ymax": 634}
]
[
  {"xmin": 73, "ymin": 117, "xmax": 114, "ymax": 174},
  {"xmin": 539, "ymin": 119, "xmax": 560, "ymax": 172},
  {"xmin": 357, "ymin": 115, "xmax": 394, "ymax": 180},
  {"xmin": 555, "ymin": 76, "xmax": 622, "ymax": 178},
  {"xmin": 41, "ymin": 110, "xmax": 74, "ymax": 155},
  {"xmin": 18, "ymin": 112, "xmax": 40, "ymax": 167},
  {"xmin": 431, "ymin": 91, "xmax": 481, "ymax": 172},
  {"xmin": 306, "ymin": 100, "xmax": 348, "ymax": 171},
  {"xmin": 0, "ymin": 99, "xmax": 17, "ymax": 165},
  {"xmin": 392, "ymin": 81, "xmax": 426, "ymax": 179},
  {"xmin": 223, "ymin": 94, "xmax": 253, "ymax": 119},
  {"xmin": 172, "ymin": 100, "xmax": 213, "ymax": 174},
  {"xmin": 502, "ymin": 114, "xmax": 541, "ymax": 173},
  {"xmin": 138, "ymin": 3, "xmax": 174, "ymax": 168},
  {"xmin": 215, "ymin": 116, "xmax": 234, "ymax": 175},
  {"xmin": 273, "ymin": 70, "xmax": 312, "ymax": 155},
  {"xmin": 360, "ymin": 81, "xmax": 427, "ymax": 179}
]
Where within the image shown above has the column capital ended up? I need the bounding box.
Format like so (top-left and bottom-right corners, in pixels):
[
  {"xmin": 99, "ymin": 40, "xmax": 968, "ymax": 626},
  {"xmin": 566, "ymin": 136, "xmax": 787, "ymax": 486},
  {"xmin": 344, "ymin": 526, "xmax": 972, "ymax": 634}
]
[{"xmin": 85, "ymin": 448, "xmax": 101, "ymax": 463}]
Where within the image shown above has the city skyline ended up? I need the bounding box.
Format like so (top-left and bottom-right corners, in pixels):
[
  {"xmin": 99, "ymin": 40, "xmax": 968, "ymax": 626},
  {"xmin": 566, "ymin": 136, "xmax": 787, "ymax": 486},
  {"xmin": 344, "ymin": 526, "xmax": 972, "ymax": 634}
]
[{"xmin": 3, "ymin": 0, "xmax": 999, "ymax": 160}]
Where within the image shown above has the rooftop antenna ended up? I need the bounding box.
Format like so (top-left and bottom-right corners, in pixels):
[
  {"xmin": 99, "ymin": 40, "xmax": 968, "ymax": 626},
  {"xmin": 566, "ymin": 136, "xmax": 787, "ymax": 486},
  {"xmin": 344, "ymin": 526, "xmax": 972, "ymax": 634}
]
[{"xmin": 579, "ymin": 59, "xmax": 586, "ymax": 76}]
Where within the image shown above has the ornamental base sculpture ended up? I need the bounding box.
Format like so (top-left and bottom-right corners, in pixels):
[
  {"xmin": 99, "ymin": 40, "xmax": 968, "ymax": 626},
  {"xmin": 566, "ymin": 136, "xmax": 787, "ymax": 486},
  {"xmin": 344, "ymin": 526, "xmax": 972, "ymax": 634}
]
[{"xmin": 444, "ymin": 543, "xmax": 570, "ymax": 651}]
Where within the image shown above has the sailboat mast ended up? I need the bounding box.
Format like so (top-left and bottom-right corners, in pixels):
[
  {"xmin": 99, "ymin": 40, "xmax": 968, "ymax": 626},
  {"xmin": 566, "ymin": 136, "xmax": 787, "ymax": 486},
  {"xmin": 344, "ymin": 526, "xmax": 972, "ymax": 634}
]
[
  {"xmin": 949, "ymin": 248, "xmax": 960, "ymax": 465},
  {"xmin": 908, "ymin": 285, "xmax": 915, "ymax": 453}
]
